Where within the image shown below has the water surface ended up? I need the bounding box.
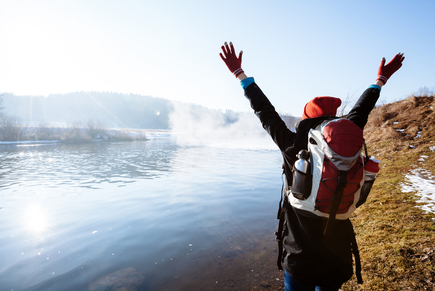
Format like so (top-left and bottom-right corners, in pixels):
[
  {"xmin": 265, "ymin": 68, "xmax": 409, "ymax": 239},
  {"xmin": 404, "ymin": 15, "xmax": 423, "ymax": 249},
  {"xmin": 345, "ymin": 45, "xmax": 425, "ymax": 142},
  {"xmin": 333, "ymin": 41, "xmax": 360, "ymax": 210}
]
[{"xmin": 0, "ymin": 136, "xmax": 284, "ymax": 290}]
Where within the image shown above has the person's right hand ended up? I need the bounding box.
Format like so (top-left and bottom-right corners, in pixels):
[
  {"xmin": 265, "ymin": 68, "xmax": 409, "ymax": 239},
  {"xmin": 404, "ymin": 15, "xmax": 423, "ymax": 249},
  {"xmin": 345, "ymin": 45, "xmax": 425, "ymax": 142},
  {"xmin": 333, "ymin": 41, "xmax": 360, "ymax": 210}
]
[
  {"xmin": 219, "ymin": 42, "xmax": 244, "ymax": 78},
  {"xmin": 376, "ymin": 53, "xmax": 405, "ymax": 85}
]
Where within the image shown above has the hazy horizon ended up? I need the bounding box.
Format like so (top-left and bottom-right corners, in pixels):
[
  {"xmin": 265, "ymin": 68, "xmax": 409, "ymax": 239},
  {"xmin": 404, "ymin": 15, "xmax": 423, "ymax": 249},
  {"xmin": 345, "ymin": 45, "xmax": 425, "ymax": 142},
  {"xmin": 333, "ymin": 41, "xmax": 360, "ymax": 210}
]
[{"xmin": 1, "ymin": 0, "xmax": 434, "ymax": 117}]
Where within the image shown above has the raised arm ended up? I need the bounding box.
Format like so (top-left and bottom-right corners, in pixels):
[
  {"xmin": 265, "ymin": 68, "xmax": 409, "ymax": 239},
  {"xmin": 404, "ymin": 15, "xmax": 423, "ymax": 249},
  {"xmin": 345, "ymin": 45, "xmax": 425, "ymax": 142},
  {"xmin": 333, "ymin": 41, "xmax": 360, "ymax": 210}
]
[
  {"xmin": 219, "ymin": 42, "xmax": 295, "ymax": 151},
  {"xmin": 347, "ymin": 53, "xmax": 405, "ymax": 129}
]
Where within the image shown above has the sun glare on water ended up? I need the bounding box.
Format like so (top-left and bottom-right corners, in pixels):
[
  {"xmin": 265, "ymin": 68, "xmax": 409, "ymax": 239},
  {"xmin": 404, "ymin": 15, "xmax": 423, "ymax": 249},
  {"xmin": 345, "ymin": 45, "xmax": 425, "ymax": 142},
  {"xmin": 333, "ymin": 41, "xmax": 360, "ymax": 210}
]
[{"xmin": 23, "ymin": 205, "xmax": 50, "ymax": 234}]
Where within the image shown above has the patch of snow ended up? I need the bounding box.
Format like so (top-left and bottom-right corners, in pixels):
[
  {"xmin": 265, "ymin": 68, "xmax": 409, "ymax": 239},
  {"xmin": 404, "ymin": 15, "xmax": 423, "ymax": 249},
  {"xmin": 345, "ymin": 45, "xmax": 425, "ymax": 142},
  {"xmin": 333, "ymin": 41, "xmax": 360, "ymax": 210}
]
[
  {"xmin": 393, "ymin": 122, "xmax": 399, "ymax": 124},
  {"xmin": 401, "ymin": 168, "xmax": 435, "ymax": 216},
  {"xmin": 418, "ymin": 155, "xmax": 429, "ymax": 162},
  {"xmin": 430, "ymin": 146, "xmax": 435, "ymax": 152},
  {"xmin": 396, "ymin": 129, "xmax": 405, "ymax": 132},
  {"xmin": 146, "ymin": 131, "xmax": 172, "ymax": 139},
  {"xmin": 415, "ymin": 131, "xmax": 422, "ymax": 138},
  {"xmin": 0, "ymin": 140, "xmax": 60, "ymax": 145}
]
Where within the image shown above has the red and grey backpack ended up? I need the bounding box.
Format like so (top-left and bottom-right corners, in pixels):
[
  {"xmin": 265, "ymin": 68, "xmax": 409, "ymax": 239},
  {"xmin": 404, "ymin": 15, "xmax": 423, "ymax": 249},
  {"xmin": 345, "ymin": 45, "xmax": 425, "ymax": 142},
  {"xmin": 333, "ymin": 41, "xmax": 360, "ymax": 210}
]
[{"xmin": 289, "ymin": 118, "xmax": 366, "ymax": 234}]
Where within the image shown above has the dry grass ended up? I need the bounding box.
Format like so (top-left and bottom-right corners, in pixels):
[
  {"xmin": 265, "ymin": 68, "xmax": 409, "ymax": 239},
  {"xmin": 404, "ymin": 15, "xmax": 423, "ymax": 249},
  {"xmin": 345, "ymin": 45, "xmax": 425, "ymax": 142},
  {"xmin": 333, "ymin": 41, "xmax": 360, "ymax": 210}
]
[
  {"xmin": 340, "ymin": 95, "xmax": 435, "ymax": 290},
  {"xmin": 365, "ymin": 96, "xmax": 435, "ymax": 147}
]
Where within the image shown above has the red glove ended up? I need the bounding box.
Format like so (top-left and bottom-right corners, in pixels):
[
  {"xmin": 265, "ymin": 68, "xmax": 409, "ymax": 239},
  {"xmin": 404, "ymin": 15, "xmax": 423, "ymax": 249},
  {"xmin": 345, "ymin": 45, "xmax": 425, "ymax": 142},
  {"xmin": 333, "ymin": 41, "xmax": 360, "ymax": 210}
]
[
  {"xmin": 219, "ymin": 42, "xmax": 244, "ymax": 77},
  {"xmin": 376, "ymin": 53, "xmax": 405, "ymax": 85}
]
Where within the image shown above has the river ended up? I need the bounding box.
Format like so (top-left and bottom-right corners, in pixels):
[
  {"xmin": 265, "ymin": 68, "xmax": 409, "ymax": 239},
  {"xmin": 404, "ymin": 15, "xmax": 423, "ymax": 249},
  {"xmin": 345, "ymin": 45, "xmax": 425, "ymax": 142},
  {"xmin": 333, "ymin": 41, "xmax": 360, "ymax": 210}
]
[{"xmin": 0, "ymin": 134, "xmax": 285, "ymax": 290}]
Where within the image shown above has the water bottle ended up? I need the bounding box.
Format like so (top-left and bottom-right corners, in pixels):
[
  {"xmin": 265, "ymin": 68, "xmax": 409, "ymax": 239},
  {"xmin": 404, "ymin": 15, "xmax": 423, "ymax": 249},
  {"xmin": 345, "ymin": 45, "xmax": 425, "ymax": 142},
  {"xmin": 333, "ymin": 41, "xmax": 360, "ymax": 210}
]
[
  {"xmin": 364, "ymin": 158, "xmax": 381, "ymax": 181},
  {"xmin": 292, "ymin": 150, "xmax": 312, "ymax": 200},
  {"xmin": 357, "ymin": 158, "xmax": 381, "ymax": 207}
]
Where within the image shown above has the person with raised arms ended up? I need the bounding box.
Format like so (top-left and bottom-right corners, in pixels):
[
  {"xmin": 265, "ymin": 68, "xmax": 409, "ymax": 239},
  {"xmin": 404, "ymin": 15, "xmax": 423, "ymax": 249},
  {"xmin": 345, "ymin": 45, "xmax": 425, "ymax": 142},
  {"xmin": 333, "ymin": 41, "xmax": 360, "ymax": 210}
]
[{"xmin": 219, "ymin": 42, "xmax": 404, "ymax": 291}]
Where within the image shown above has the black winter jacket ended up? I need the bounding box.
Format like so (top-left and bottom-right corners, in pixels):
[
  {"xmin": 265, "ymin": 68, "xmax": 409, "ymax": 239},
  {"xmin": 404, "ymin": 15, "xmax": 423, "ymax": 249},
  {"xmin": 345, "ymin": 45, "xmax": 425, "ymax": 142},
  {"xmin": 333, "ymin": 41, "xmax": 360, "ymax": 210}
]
[{"xmin": 244, "ymin": 82, "xmax": 380, "ymax": 287}]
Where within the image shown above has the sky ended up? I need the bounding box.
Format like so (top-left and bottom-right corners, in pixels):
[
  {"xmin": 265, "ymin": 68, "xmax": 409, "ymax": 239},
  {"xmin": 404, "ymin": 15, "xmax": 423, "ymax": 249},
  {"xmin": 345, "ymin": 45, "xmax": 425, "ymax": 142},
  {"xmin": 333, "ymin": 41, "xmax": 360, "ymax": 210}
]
[{"xmin": 1, "ymin": 0, "xmax": 434, "ymax": 117}]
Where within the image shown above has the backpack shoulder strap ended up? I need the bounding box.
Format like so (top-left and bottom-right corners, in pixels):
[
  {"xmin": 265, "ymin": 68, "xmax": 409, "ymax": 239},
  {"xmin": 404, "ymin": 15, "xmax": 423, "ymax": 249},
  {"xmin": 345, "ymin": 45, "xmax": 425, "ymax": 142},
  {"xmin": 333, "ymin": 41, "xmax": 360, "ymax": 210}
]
[
  {"xmin": 347, "ymin": 220, "xmax": 363, "ymax": 284},
  {"xmin": 324, "ymin": 170, "xmax": 348, "ymax": 235}
]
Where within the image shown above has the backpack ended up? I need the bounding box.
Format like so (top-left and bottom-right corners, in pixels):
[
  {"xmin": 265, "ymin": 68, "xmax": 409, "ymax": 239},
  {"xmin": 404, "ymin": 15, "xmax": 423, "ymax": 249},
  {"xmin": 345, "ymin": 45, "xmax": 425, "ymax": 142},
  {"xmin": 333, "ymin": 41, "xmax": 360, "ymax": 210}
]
[{"xmin": 289, "ymin": 118, "xmax": 366, "ymax": 234}]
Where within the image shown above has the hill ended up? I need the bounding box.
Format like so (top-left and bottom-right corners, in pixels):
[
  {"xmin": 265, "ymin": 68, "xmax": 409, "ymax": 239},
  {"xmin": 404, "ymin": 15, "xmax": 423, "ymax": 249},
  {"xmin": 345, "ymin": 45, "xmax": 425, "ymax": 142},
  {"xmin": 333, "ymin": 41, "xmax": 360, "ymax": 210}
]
[
  {"xmin": 2, "ymin": 92, "xmax": 173, "ymax": 129},
  {"xmin": 364, "ymin": 95, "xmax": 435, "ymax": 148}
]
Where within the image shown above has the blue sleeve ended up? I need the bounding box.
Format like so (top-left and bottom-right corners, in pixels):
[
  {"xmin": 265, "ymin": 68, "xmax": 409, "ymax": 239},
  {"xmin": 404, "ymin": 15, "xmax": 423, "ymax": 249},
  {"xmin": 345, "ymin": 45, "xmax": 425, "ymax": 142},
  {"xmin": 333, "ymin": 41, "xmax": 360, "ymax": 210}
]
[
  {"xmin": 240, "ymin": 77, "xmax": 255, "ymax": 90},
  {"xmin": 367, "ymin": 84, "xmax": 381, "ymax": 91}
]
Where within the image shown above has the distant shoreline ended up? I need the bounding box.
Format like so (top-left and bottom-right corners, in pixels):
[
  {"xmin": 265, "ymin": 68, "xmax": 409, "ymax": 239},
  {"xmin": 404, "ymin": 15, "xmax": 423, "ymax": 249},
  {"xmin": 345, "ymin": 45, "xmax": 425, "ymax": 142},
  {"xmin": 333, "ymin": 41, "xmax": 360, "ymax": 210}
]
[{"xmin": 0, "ymin": 124, "xmax": 172, "ymax": 144}]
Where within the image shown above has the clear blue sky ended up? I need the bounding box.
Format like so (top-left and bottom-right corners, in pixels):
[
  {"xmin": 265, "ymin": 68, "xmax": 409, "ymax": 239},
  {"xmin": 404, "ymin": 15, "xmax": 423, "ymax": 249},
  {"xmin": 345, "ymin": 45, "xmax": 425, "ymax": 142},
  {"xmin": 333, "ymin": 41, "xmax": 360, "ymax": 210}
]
[{"xmin": 1, "ymin": 0, "xmax": 434, "ymax": 117}]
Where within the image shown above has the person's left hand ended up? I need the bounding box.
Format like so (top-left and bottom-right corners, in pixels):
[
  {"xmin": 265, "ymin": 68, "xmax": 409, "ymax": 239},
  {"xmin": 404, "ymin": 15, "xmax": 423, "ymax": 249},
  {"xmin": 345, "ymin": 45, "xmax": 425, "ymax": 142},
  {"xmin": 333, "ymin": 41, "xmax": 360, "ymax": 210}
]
[
  {"xmin": 376, "ymin": 53, "xmax": 405, "ymax": 85},
  {"xmin": 219, "ymin": 42, "xmax": 244, "ymax": 77}
]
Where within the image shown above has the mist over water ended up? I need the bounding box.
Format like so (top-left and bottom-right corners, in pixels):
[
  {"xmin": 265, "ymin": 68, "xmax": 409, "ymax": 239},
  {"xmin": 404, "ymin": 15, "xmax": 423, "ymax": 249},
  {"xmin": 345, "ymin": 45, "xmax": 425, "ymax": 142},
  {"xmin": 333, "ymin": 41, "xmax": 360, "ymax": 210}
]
[{"xmin": 169, "ymin": 102, "xmax": 277, "ymax": 150}]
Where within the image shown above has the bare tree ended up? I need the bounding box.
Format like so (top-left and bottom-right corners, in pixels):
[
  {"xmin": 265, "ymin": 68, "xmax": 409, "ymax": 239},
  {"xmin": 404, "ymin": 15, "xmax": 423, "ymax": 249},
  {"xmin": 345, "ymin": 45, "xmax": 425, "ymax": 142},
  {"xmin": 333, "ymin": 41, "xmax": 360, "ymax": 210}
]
[
  {"xmin": 337, "ymin": 93, "xmax": 355, "ymax": 117},
  {"xmin": 35, "ymin": 123, "xmax": 56, "ymax": 140},
  {"xmin": 63, "ymin": 121, "xmax": 86, "ymax": 142},
  {"xmin": 86, "ymin": 118, "xmax": 107, "ymax": 139},
  {"xmin": 415, "ymin": 86, "xmax": 435, "ymax": 97},
  {"xmin": 0, "ymin": 94, "xmax": 4, "ymax": 119},
  {"xmin": 0, "ymin": 115, "xmax": 23, "ymax": 141},
  {"xmin": 280, "ymin": 113, "xmax": 300, "ymax": 131}
]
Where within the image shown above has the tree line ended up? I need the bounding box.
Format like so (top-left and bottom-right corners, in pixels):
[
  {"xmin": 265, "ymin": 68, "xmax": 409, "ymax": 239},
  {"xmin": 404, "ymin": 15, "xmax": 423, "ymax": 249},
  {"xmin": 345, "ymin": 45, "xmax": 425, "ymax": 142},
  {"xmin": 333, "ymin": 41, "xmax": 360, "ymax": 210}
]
[{"xmin": 0, "ymin": 92, "xmax": 299, "ymax": 142}]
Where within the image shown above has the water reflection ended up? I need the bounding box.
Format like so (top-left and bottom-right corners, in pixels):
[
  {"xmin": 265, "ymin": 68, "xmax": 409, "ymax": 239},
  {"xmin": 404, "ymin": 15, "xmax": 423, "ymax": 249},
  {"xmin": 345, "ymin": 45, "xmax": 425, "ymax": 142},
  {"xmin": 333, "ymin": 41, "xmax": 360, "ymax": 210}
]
[
  {"xmin": 0, "ymin": 140, "xmax": 177, "ymax": 191},
  {"xmin": 22, "ymin": 204, "xmax": 50, "ymax": 234}
]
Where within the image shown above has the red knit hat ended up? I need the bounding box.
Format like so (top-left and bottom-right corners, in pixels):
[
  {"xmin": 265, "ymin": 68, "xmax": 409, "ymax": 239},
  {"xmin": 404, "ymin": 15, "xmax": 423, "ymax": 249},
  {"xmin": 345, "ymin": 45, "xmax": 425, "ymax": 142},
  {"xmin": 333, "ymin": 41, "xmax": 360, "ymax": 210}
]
[{"xmin": 302, "ymin": 96, "xmax": 342, "ymax": 120}]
